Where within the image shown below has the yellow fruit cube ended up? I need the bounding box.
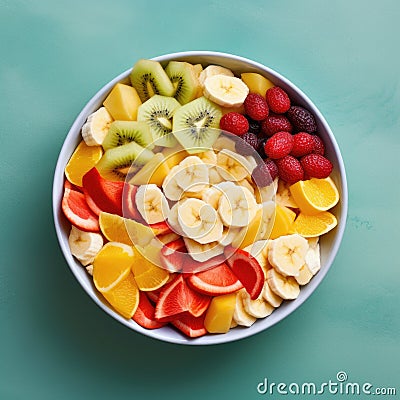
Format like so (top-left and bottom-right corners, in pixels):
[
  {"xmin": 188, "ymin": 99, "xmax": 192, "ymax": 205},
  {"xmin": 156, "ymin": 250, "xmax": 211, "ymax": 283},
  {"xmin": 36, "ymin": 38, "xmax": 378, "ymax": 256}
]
[
  {"xmin": 232, "ymin": 207, "xmax": 263, "ymax": 249},
  {"xmin": 241, "ymin": 72, "xmax": 275, "ymax": 96},
  {"xmin": 204, "ymin": 293, "xmax": 237, "ymax": 334},
  {"xmin": 161, "ymin": 148, "xmax": 188, "ymax": 168},
  {"xmin": 103, "ymin": 83, "xmax": 142, "ymax": 121}
]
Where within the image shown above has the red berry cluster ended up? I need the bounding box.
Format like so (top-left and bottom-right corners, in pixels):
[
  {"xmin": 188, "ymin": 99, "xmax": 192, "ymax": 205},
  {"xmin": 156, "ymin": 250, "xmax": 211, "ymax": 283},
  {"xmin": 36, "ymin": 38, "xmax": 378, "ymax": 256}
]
[{"xmin": 219, "ymin": 85, "xmax": 334, "ymax": 186}]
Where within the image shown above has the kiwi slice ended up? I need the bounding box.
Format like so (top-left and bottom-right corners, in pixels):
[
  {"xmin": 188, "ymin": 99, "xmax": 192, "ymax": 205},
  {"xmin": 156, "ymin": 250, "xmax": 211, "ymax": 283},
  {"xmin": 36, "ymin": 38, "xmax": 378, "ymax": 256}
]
[
  {"xmin": 172, "ymin": 97, "xmax": 222, "ymax": 154},
  {"xmin": 165, "ymin": 61, "xmax": 200, "ymax": 105},
  {"xmin": 137, "ymin": 95, "xmax": 181, "ymax": 147},
  {"xmin": 102, "ymin": 121, "xmax": 154, "ymax": 151},
  {"xmin": 130, "ymin": 59, "xmax": 175, "ymax": 102},
  {"xmin": 96, "ymin": 141, "xmax": 154, "ymax": 181}
]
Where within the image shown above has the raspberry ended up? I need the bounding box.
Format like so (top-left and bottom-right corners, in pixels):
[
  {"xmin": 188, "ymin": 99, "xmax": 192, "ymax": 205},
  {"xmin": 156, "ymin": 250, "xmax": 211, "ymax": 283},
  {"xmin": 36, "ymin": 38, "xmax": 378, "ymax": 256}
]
[
  {"xmin": 300, "ymin": 154, "xmax": 333, "ymax": 179},
  {"xmin": 235, "ymin": 132, "xmax": 259, "ymax": 156},
  {"xmin": 245, "ymin": 115, "xmax": 261, "ymax": 135},
  {"xmin": 244, "ymin": 93, "xmax": 269, "ymax": 121},
  {"xmin": 266, "ymin": 86, "xmax": 291, "ymax": 114},
  {"xmin": 276, "ymin": 156, "xmax": 304, "ymax": 184},
  {"xmin": 257, "ymin": 138, "xmax": 268, "ymax": 158},
  {"xmin": 219, "ymin": 112, "xmax": 249, "ymax": 136},
  {"xmin": 264, "ymin": 158, "xmax": 278, "ymax": 181},
  {"xmin": 312, "ymin": 135, "xmax": 325, "ymax": 155},
  {"xmin": 291, "ymin": 132, "xmax": 315, "ymax": 157},
  {"xmin": 261, "ymin": 113, "xmax": 293, "ymax": 137},
  {"xmin": 264, "ymin": 131, "xmax": 294, "ymax": 159},
  {"xmin": 251, "ymin": 162, "xmax": 274, "ymax": 187},
  {"xmin": 287, "ymin": 106, "xmax": 317, "ymax": 133}
]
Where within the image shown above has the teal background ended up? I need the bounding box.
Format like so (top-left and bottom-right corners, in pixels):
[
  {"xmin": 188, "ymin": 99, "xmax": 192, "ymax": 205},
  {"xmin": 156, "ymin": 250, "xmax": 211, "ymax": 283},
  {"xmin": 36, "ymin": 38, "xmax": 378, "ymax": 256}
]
[{"xmin": 1, "ymin": 0, "xmax": 399, "ymax": 399}]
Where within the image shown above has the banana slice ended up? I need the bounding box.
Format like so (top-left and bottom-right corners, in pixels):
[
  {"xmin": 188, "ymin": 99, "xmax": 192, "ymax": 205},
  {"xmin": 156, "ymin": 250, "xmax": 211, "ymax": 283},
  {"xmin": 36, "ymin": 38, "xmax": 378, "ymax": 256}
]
[
  {"xmin": 162, "ymin": 165, "xmax": 184, "ymax": 201},
  {"xmin": 262, "ymin": 280, "xmax": 283, "ymax": 308},
  {"xmin": 219, "ymin": 226, "xmax": 241, "ymax": 246},
  {"xmin": 267, "ymin": 268, "xmax": 300, "ymax": 300},
  {"xmin": 204, "ymin": 74, "xmax": 249, "ymax": 107},
  {"xmin": 197, "ymin": 150, "xmax": 217, "ymax": 167},
  {"xmin": 307, "ymin": 237, "xmax": 319, "ymax": 249},
  {"xmin": 259, "ymin": 201, "xmax": 276, "ymax": 240},
  {"xmin": 199, "ymin": 65, "xmax": 234, "ymax": 87},
  {"xmin": 218, "ymin": 184, "xmax": 257, "ymax": 227},
  {"xmin": 305, "ymin": 243, "xmax": 321, "ymax": 275},
  {"xmin": 81, "ymin": 107, "xmax": 113, "ymax": 146},
  {"xmin": 86, "ymin": 265, "xmax": 94, "ymax": 276},
  {"xmin": 68, "ymin": 226, "xmax": 104, "ymax": 266},
  {"xmin": 209, "ymin": 166, "xmax": 225, "ymax": 184},
  {"xmin": 201, "ymin": 186, "xmax": 222, "ymax": 209},
  {"xmin": 233, "ymin": 289, "xmax": 257, "ymax": 327},
  {"xmin": 178, "ymin": 198, "xmax": 223, "ymax": 244},
  {"xmin": 295, "ymin": 264, "xmax": 314, "ymax": 285},
  {"xmin": 238, "ymin": 178, "xmax": 255, "ymax": 194},
  {"xmin": 175, "ymin": 156, "xmax": 209, "ymax": 192},
  {"xmin": 245, "ymin": 156, "xmax": 258, "ymax": 173},
  {"xmin": 213, "ymin": 134, "xmax": 237, "ymax": 153},
  {"xmin": 136, "ymin": 184, "xmax": 170, "ymax": 224},
  {"xmin": 276, "ymin": 179, "xmax": 298, "ymax": 208},
  {"xmin": 268, "ymin": 234, "xmax": 309, "ymax": 277},
  {"xmin": 242, "ymin": 290, "xmax": 274, "ymax": 318},
  {"xmin": 217, "ymin": 149, "xmax": 251, "ymax": 181},
  {"xmin": 166, "ymin": 201, "xmax": 184, "ymax": 235},
  {"xmin": 183, "ymin": 237, "xmax": 225, "ymax": 262}
]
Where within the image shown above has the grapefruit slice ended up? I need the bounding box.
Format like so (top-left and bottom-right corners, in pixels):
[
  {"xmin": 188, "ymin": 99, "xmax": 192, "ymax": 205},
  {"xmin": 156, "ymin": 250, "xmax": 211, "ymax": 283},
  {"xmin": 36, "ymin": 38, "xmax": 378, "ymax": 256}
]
[
  {"xmin": 225, "ymin": 247, "xmax": 264, "ymax": 300},
  {"xmin": 61, "ymin": 182, "xmax": 99, "ymax": 232},
  {"xmin": 171, "ymin": 314, "xmax": 207, "ymax": 338},
  {"xmin": 132, "ymin": 292, "xmax": 165, "ymax": 329},
  {"xmin": 187, "ymin": 263, "xmax": 243, "ymax": 296}
]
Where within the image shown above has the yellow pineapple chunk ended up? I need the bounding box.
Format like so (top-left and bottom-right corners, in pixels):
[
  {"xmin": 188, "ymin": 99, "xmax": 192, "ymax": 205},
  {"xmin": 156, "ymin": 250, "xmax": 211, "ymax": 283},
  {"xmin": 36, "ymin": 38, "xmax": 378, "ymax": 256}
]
[
  {"xmin": 204, "ymin": 293, "xmax": 237, "ymax": 333},
  {"xmin": 241, "ymin": 72, "xmax": 275, "ymax": 96},
  {"xmin": 103, "ymin": 83, "xmax": 142, "ymax": 121}
]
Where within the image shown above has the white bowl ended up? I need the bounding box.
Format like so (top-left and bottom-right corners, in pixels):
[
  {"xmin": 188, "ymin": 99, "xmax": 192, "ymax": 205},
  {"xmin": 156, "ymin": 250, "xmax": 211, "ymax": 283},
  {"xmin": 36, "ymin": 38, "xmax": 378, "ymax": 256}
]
[{"xmin": 53, "ymin": 51, "xmax": 348, "ymax": 345}]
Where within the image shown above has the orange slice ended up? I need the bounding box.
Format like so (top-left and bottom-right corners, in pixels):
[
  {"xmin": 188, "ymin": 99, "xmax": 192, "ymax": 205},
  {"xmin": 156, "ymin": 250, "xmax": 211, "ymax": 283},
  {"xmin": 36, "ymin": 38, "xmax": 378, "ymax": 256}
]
[
  {"xmin": 289, "ymin": 177, "xmax": 339, "ymax": 215},
  {"xmin": 93, "ymin": 242, "xmax": 134, "ymax": 293},
  {"xmin": 65, "ymin": 140, "xmax": 103, "ymax": 186},
  {"xmin": 269, "ymin": 205, "xmax": 293, "ymax": 239},
  {"xmin": 102, "ymin": 273, "xmax": 139, "ymax": 318},
  {"xmin": 131, "ymin": 247, "xmax": 170, "ymax": 291},
  {"xmin": 293, "ymin": 211, "xmax": 338, "ymax": 237},
  {"xmin": 99, "ymin": 212, "xmax": 154, "ymax": 247}
]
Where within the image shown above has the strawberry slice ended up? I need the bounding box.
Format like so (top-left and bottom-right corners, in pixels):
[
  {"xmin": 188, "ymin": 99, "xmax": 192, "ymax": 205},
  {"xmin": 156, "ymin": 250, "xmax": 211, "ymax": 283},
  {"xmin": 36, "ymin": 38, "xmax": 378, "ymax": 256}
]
[
  {"xmin": 160, "ymin": 239, "xmax": 226, "ymax": 273},
  {"xmin": 62, "ymin": 183, "xmax": 99, "ymax": 232},
  {"xmin": 187, "ymin": 263, "xmax": 243, "ymax": 296},
  {"xmin": 171, "ymin": 314, "xmax": 207, "ymax": 338},
  {"xmin": 122, "ymin": 183, "xmax": 144, "ymax": 222},
  {"xmin": 82, "ymin": 167, "xmax": 124, "ymax": 216},
  {"xmin": 155, "ymin": 275, "xmax": 210, "ymax": 322},
  {"xmin": 225, "ymin": 247, "xmax": 264, "ymax": 300},
  {"xmin": 132, "ymin": 292, "xmax": 165, "ymax": 329}
]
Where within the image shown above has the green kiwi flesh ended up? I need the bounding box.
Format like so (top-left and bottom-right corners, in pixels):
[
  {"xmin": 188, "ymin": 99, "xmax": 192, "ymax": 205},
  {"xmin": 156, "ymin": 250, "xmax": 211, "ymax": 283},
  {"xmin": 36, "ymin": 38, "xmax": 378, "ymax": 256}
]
[
  {"xmin": 172, "ymin": 97, "xmax": 222, "ymax": 154},
  {"xmin": 137, "ymin": 95, "xmax": 181, "ymax": 147},
  {"xmin": 102, "ymin": 121, "xmax": 154, "ymax": 151},
  {"xmin": 165, "ymin": 61, "xmax": 200, "ymax": 105},
  {"xmin": 130, "ymin": 59, "xmax": 175, "ymax": 102},
  {"xmin": 96, "ymin": 141, "xmax": 154, "ymax": 181}
]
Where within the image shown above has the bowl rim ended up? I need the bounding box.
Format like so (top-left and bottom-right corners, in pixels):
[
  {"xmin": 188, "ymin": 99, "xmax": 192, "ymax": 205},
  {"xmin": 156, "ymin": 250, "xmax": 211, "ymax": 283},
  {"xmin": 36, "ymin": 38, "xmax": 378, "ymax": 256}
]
[{"xmin": 53, "ymin": 50, "xmax": 348, "ymax": 345}]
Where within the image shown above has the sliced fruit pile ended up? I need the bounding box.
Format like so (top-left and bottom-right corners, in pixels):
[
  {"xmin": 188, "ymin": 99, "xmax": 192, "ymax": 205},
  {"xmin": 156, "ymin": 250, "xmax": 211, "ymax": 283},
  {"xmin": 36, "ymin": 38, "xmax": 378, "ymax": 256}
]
[{"xmin": 61, "ymin": 58, "xmax": 340, "ymax": 338}]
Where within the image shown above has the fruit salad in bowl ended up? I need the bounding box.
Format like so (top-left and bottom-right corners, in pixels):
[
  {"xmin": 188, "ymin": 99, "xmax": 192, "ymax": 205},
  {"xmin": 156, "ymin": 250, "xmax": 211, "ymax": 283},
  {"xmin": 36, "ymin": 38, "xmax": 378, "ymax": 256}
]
[{"xmin": 53, "ymin": 51, "xmax": 347, "ymax": 344}]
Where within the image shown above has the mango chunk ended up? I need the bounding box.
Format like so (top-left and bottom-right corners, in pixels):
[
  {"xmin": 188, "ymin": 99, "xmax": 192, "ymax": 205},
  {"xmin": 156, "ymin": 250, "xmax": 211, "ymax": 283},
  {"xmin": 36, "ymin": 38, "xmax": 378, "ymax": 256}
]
[
  {"xmin": 204, "ymin": 293, "xmax": 237, "ymax": 334},
  {"xmin": 241, "ymin": 72, "xmax": 275, "ymax": 96},
  {"xmin": 130, "ymin": 153, "xmax": 170, "ymax": 187},
  {"xmin": 103, "ymin": 83, "xmax": 142, "ymax": 121},
  {"xmin": 269, "ymin": 205, "xmax": 294, "ymax": 239}
]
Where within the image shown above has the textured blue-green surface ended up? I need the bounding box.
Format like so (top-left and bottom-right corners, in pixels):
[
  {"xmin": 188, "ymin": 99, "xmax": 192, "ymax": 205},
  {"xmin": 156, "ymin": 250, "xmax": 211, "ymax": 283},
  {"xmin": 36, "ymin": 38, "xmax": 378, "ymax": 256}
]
[{"xmin": 1, "ymin": 1, "xmax": 399, "ymax": 399}]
